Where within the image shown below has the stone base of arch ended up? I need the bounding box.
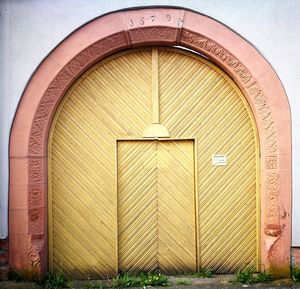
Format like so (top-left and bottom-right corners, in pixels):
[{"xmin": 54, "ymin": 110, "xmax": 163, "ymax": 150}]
[
  {"xmin": 0, "ymin": 238, "xmax": 9, "ymax": 280},
  {"xmin": 8, "ymin": 7, "xmax": 291, "ymax": 278}
]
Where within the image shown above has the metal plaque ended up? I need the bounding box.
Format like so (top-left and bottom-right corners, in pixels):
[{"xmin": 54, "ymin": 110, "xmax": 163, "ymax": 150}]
[{"xmin": 212, "ymin": 154, "xmax": 227, "ymax": 166}]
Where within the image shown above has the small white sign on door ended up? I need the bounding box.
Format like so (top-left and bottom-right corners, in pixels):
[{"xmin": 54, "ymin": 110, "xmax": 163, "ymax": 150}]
[{"xmin": 212, "ymin": 154, "xmax": 227, "ymax": 166}]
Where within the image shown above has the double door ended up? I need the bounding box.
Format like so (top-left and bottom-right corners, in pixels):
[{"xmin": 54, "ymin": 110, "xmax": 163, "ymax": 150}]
[{"xmin": 49, "ymin": 47, "xmax": 259, "ymax": 278}]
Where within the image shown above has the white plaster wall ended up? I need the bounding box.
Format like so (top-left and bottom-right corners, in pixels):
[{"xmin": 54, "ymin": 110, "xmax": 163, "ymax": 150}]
[
  {"xmin": 0, "ymin": 0, "xmax": 299, "ymax": 245},
  {"xmin": 0, "ymin": 0, "xmax": 9, "ymax": 240}
]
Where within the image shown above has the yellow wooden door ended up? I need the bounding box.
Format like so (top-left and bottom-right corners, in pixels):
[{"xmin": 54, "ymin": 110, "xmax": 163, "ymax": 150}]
[
  {"xmin": 117, "ymin": 140, "xmax": 196, "ymax": 274},
  {"xmin": 49, "ymin": 47, "xmax": 259, "ymax": 278}
]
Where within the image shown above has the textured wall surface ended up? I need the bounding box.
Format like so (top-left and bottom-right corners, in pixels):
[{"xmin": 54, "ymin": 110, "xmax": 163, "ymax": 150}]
[
  {"xmin": 292, "ymin": 248, "xmax": 300, "ymax": 266},
  {"xmin": 0, "ymin": 0, "xmax": 299, "ymax": 245}
]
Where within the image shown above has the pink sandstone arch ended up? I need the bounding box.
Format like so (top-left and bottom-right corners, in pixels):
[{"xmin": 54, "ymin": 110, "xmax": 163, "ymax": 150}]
[{"xmin": 9, "ymin": 7, "xmax": 291, "ymax": 277}]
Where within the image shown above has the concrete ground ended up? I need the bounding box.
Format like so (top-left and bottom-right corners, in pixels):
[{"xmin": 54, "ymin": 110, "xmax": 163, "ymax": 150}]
[{"xmin": 0, "ymin": 275, "xmax": 299, "ymax": 289}]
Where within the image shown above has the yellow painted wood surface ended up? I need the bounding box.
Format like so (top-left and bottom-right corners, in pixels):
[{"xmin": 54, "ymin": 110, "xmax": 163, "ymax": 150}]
[
  {"xmin": 158, "ymin": 49, "xmax": 259, "ymax": 272},
  {"xmin": 48, "ymin": 47, "xmax": 259, "ymax": 278},
  {"xmin": 118, "ymin": 140, "xmax": 196, "ymax": 274}
]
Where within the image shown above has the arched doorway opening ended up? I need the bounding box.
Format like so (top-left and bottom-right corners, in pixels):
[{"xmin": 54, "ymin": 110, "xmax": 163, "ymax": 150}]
[{"xmin": 48, "ymin": 47, "xmax": 259, "ymax": 278}]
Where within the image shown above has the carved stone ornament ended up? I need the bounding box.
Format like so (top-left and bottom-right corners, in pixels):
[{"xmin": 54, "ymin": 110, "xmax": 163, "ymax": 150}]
[{"xmin": 180, "ymin": 30, "xmax": 278, "ymax": 154}]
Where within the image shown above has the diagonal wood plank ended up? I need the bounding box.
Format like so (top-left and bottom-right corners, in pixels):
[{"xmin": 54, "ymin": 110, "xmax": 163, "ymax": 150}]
[
  {"xmin": 159, "ymin": 48, "xmax": 258, "ymax": 273},
  {"xmin": 157, "ymin": 141, "xmax": 196, "ymax": 273},
  {"xmin": 50, "ymin": 50, "xmax": 152, "ymax": 279},
  {"xmin": 118, "ymin": 141, "xmax": 158, "ymax": 273}
]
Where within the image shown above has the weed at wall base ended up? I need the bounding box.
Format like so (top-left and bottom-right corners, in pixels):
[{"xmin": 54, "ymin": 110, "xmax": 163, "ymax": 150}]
[
  {"xmin": 84, "ymin": 280, "xmax": 105, "ymax": 289},
  {"xmin": 41, "ymin": 272, "xmax": 73, "ymax": 289},
  {"xmin": 292, "ymin": 266, "xmax": 300, "ymax": 282},
  {"xmin": 256, "ymin": 271, "xmax": 273, "ymax": 283},
  {"xmin": 184, "ymin": 268, "xmax": 213, "ymax": 278},
  {"xmin": 233, "ymin": 269, "xmax": 273, "ymax": 285},
  {"xmin": 175, "ymin": 278, "xmax": 191, "ymax": 285},
  {"xmin": 111, "ymin": 272, "xmax": 170, "ymax": 289}
]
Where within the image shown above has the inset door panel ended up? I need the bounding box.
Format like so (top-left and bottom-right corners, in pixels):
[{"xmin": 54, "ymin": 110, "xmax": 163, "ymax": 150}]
[
  {"xmin": 118, "ymin": 141, "xmax": 158, "ymax": 272},
  {"xmin": 117, "ymin": 140, "xmax": 196, "ymax": 274}
]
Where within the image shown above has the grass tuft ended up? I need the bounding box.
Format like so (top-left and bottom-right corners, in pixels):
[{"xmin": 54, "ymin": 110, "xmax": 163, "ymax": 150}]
[
  {"xmin": 256, "ymin": 271, "xmax": 273, "ymax": 283},
  {"xmin": 84, "ymin": 280, "xmax": 105, "ymax": 289},
  {"xmin": 111, "ymin": 272, "xmax": 170, "ymax": 289},
  {"xmin": 233, "ymin": 269, "xmax": 274, "ymax": 285},
  {"xmin": 185, "ymin": 268, "xmax": 213, "ymax": 278},
  {"xmin": 292, "ymin": 266, "xmax": 300, "ymax": 282},
  {"xmin": 41, "ymin": 272, "xmax": 73, "ymax": 289},
  {"xmin": 111, "ymin": 273, "xmax": 140, "ymax": 289},
  {"xmin": 175, "ymin": 278, "xmax": 191, "ymax": 285},
  {"xmin": 234, "ymin": 269, "xmax": 256, "ymax": 285}
]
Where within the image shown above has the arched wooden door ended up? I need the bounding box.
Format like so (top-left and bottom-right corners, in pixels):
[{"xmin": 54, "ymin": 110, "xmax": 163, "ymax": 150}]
[{"xmin": 48, "ymin": 47, "xmax": 259, "ymax": 279}]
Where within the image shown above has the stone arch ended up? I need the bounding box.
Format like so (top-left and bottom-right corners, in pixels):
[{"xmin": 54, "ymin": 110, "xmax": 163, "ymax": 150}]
[{"xmin": 9, "ymin": 7, "xmax": 291, "ymax": 276}]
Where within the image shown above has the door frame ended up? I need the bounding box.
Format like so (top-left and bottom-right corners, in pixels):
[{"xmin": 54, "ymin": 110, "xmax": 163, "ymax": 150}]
[
  {"xmin": 116, "ymin": 139, "xmax": 197, "ymax": 273},
  {"xmin": 9, "ymin": 7, "xmax": 291, "ymax": 277}
]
